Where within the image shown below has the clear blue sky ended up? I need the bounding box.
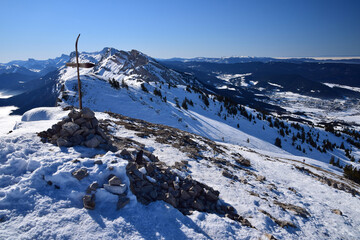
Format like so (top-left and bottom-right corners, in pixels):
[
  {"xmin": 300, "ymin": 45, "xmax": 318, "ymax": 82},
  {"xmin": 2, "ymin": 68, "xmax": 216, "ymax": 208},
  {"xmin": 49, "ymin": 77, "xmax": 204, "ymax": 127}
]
[{"xmin": 1, "ymin": 0, "xmax": 360, "ymax": 62}]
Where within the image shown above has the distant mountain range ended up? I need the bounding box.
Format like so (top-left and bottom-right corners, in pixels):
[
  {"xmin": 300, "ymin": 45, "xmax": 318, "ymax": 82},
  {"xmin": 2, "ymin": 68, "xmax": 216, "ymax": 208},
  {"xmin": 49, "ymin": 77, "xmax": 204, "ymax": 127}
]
[{"xmin": 159, "ymin": 56, "xmax": 360, "ymax": 64}]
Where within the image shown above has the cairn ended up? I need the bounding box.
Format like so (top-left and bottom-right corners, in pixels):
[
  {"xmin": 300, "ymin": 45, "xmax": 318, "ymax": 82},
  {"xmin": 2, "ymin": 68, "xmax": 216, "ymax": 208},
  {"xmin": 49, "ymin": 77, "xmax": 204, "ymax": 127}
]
[{"xmin": 38, "ymin": 107, "xmax": 113, "ymax": 150}]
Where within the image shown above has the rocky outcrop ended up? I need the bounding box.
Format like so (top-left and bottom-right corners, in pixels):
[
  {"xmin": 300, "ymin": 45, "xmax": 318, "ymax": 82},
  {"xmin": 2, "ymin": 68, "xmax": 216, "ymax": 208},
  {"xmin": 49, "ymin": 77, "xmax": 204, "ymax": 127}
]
[
  {"xmin": 38, "ymin": 108, "xmax": 114, "ymax": 151},
  {"xmin": 123, "ymin": 148, "xmax": 253, "ymax": 227},
  {"xmin": 72, "ymin": 168, "xmax": 88, "ymax": 181}
]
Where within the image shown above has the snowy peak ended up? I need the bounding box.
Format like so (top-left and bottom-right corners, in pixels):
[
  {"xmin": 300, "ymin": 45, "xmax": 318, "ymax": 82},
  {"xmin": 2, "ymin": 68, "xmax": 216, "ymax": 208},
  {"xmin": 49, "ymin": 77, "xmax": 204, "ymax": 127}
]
[{"xmin": 66, "ymin": 48, "xmax": 196, "ymax": 86}]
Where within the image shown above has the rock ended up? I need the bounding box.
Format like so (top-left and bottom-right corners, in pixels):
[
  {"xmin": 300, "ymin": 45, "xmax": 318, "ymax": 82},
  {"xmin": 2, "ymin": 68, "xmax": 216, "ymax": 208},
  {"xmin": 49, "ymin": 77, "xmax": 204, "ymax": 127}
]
[
  {"xmin": 150, "ymin": 190, "xmax": 158, "ymax": 199},
  {"xmin": 73, "ymin": 129, "xmax": 84, "ymax": 136},
  {"xmin": 145, "ymin": 163, "xmax": 154, "ymax": 175},
  {"xmin": 126, "ymin": 162, "xmax": 137, "ymax": 172},
  {"xmin": 180, "ymin": 190, "xmax": 191, "ymax": 200},
  {"xmin": 141, "ymin": 184, "xmax": 154, "ymax": 194},
  {"xmin": 274, "ymin": 200, "xmax": 310, "ymax": 218},
  {"xmin": 81, "ymin": 107, "xmax": 95, "ymax": 119},
  {"xmin": 84, "ymin": 135, "xmax": 102, "ymax": 148},
  {"xmin": 96, "ymin": 128, "xmax": 107, "ymax": 140},
  {"xmin": 236, "ymin": 157, "xmax": 251, "ymax": 167},
  {"xmin": 189, "ymin": 185, "xmax": 203, "ymax": 197},
  {"xmin": 59, "ymin": 129, "xmax": 71, "ymax": 138},
  {"xmin": 331, "ymin": 209, "xmax": 342, "ymax": 215},
  {"xmin": 288, "ymin": 187, "xmax": 297, "ymax": 194},
  {"xmin": 164, "ymin": 193, "xmax": 178, "ymax": 207},
  {"xmin": 119, "ymin": 149, "xmax": 131, "ymax": 158},
  {"xmin": 72, "ymin": 168, "xmax": 88, "ymax": 180},
  {"xmin": 62, "ymin": 122, "xmax": 80, "ymax": 135},
  {"xmin": 83, "ymin": 194, "xmax": 95, "ymax": 210},
  {"xmin": 68, "ymin": 109, "xmax": 82, "ymax": 120},
  {"xmin": 192, "ymin": 200, "xmax": 205, "ymax": 211},
  {"xmin": 256, "ymin": 175, "xmax": 266, "ymax": 182},
  {"xmin": 173, "ymin": 181, "xmax": 180, "ymax": 191},
  {"xmin": 139, "ymin": 167, "xmax": 147, "ymax": 175},
  {"xmin": 136, "ymin": 150, "xmax": 144, "ymax": 165},
  {"xmin": 80, "ymin": 127, "xmax": 90, "ymax": 137},
  {"xmin": 161, "ymin": 182, "xmax": 169, "ymax": 190},
  {"xmin": 109, "ymin": 176, "xmax": 122, "ymax": 186},
  {"xmin": 57, "ymin": 137, "xmax": 73, "ymax": 147},
  {"xmin": 87, "ymin": 182, "xmax": 99, "ymax": 193},
  {"xmin": 74, "ymin": 117, "xmax": 86, "ymax": 125},
  {"xmin": 104, "ymin": 184, "xmax": 127, "ymax": 195},
  {"xmin": 222, "ymin": 170, "xmax": 233, "ymax": 179},
  {"xmin": 51, "ymin": 124, "xmax": 61, "ymax": 133},
  {"xmin": 239, "ymin": 177, "xmax": 248, "ymax": 184},
  {"xmin": 204, "ymin": 189, "xmax": 219, "ymax": 202},
  {"xmin": 69, "ymin": 135, "xmax": 84, "ymax": 145},
  {"xmin": 91, "ymin": 118, "xmax": 99, "ymax": 128},
  {"xmin": 94, "ymin": 160, "xmax": 103, "ymax": 165},
  {"xmin": 117, "ymin": 196, "xmax": 130, "ymax": 209},
  {"xmin": 50, "ymin": 135, "xmax": 59, "ymax": 144},
  {"xmin": 133, "ymin": 169, "xmax": 144, "ymax": 180}
]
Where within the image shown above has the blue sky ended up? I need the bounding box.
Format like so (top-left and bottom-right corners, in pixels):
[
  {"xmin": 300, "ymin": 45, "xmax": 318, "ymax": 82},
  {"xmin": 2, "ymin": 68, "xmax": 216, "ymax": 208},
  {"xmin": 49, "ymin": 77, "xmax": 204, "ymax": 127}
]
[{"xmin": 0, "ymin": 0, "xmax": 360, "ymax": 62}]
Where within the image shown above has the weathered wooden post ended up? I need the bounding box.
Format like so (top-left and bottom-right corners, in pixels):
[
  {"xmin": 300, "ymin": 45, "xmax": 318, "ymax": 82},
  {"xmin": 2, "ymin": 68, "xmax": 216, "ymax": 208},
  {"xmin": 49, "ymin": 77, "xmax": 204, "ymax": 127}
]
[{"xmin": 65, "ymin": 34, "xmax": 95, "ymax": 110}]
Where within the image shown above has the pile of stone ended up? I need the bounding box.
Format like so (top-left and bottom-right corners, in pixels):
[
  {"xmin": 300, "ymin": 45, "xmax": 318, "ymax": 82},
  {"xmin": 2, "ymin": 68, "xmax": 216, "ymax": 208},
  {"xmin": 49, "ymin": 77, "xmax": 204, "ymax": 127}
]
[
  {"xmin": 71, "ymin": 168, "xmax": 130, "ymax": 210},
  {"xmin": 38, "ymin": 107, "xmax": 113, "ymax": 150},
  {"xmin": 121, "ymin": 149, "xmax": 253, "ymax": 227}
]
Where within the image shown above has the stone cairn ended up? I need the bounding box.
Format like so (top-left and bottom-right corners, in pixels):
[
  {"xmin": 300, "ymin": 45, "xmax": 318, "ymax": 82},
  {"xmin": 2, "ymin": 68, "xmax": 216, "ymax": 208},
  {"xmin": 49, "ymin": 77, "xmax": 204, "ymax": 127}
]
[
  {"xmin": 38, "ymin": 107, "xmax": 113, "ymax": 150},
  {"xmin": 120, "ymin": 149, "xmax": 253, "ymax": 227}
]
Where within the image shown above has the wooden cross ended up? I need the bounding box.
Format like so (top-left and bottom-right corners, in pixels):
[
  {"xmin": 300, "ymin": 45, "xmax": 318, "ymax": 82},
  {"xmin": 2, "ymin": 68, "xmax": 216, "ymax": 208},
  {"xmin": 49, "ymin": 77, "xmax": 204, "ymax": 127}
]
[{"xmin": 65, "ymin": 34, "xmax": 95, "ymax": 110}]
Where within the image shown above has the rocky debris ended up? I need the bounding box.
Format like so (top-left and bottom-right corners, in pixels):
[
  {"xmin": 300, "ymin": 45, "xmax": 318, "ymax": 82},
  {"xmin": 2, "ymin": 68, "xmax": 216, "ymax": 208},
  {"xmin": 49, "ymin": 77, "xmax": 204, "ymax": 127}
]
[
  {"xmin": 235, "ymin": 157, "xmax": 251, "ymax": 167},
  {"xmin": 109, "ymin": 176, "xmax": 122, "ymax": 186},
  {"xmin": 331, "ymin": 209, "xmax": 343, "ymax": 215},
  {"xmin": 72, "ymin": 168, "xmax": 88, "ymax": 181},
  {"xmin": 83, "ymin": 174, "xmax": 129, "ymax": 210},
  {"xmin": 124, "ymin": 148, "xmax": 253, "ymax": 227},
  {"xmin": 295, "ymin": 166, "xmax": 360, "ymax": 197},
  {"xmin": 274, "ymin": 200, "xmax": 310, "ymax": 218},
  {"xmin": 104, "ymin": 184, "xmax": 127, "ymax": 195},
  {"xmin": 259, "ymin": 209, "xmax": 296, "ymax": 228},
  {"xmin": 37, "ymin": 108, "xmax": 114, "ymax": 151},
  {"xmin": 87, "ymin": 182, "xmax": 99, "ymax": 193},
  {"xmin": 103, "ymin": 111, "xmax": 225, "ymax": 161},
  {"xmin": 256, "ymin": 175, "xmax": 266, "ymax": 182},
  {"xmin": 222, "ymin": 170, "xmax": 238, "ymax": 180},
  {"xmin": 83, "ymin": 194, "xmax": 95, "ymax": 210},
  {"xmin": 288, "ymin": 187, "xmax": 297, "ymax": 194},
  {"xmin": 104, "ymin": 175, "xmax": 127, "ymax": 195},
  {"xmin": 81, "ymin": 107, "xmax": 95, "ymax": 119}
]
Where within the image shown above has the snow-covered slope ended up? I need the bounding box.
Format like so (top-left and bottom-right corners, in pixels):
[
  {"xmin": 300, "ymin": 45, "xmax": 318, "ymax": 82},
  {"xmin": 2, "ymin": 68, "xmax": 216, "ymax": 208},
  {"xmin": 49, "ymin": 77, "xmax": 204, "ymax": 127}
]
[
  {"xmin": 1, "ymin": 48, "xmax": 360, "ymax": 239},
  {"xmin": 56, "ymin": 48, "xmax": 359, "ymax": 168},
  {"xmin": 0, "ymin": 107, "xmax": 359, "ymax": 239}
]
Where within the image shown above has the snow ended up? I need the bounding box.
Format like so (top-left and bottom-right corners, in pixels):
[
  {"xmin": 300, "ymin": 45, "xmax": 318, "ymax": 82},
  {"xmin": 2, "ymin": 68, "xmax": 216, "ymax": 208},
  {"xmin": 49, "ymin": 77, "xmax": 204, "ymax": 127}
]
[
  {"xmin": 21, "ymin": 107, "xmax": 69, "ymax": 122},
  {"xmin": 324, "ymin": 83, "xmax": 360, "ymax": 93},
  {"xmin": 0, "ymin": 107, "xmax": 359, "ymax": 239},
  {"xmin": 268, "ymin": 82, "xmax": 283, "ymax": 88},
  {"xmin": 1, "ymin": 49, "xmax": 360, "ymax": 239},
  {"xmin": 0, "ymin": 106, "xmax": 21, "ymax": 135}
]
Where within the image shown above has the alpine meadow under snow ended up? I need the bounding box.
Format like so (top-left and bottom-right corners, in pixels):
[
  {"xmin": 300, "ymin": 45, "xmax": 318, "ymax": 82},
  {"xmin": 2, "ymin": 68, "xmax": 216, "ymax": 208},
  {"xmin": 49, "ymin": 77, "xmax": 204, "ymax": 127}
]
[{"xmin": 0, "ymin": 48, "xmax": 360, "ymax": 239}]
